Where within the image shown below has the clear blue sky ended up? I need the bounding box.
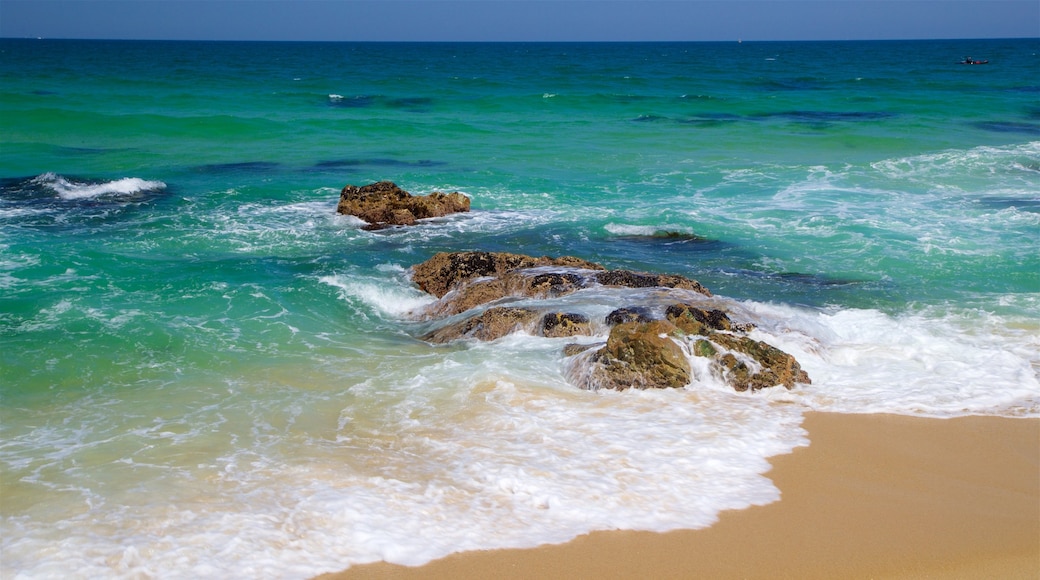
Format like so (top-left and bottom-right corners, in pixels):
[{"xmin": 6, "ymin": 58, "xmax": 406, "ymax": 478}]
[{"xmin": 1, "ymin": 1, "xmax": 1037, "ymax": 42}]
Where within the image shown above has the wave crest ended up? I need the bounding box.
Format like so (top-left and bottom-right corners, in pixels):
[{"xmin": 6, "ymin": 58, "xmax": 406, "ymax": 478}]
[{"xmin": 31, "ymin": 172, "xmax": 167, "ymax": 200}]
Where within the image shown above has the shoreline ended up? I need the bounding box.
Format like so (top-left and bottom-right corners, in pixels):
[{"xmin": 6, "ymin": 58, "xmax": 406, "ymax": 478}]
[{"xmin": 318, "ymin": 412, "xmax": 1040, "ymax": 579}]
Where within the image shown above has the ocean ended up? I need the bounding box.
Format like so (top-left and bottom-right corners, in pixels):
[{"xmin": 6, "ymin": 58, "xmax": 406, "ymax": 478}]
[{"xmin": 1, "ymin": 38, "xmax": 1037, "ymax": 578}]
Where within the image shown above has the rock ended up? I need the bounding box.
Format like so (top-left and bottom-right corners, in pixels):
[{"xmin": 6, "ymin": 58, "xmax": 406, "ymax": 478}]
[
  {"xmin": 421, "ymin": 307, "xmax": 539, "ymax": 344},
  {"xmin": 541, "ymin": 312, "xmax": 592, "ymax": 338},
  {"xmin": 524, "ymin": 272, "xmax": 587, "ymax": 298},
  {"xmin": 411, "ymin": 251, "xmax": 603, "ymax": 298},
  {"xmin": 692, "ymin": 338, "xmax": 717, "ymax": 358},
  {"xmin": 710, "ymin": 334, "xmax": 811, "ymax": 391},
  {"xmin": 563, "ymin": 343, "xmax": 599, "ymax": 357},
  {"xmin": 417, "ymin": 277, "xmax": 510, "ymax": 319},
  {"xmin": 595, "ymin": 270, "xmax": 712, "ymax": 296},
  {"xmin": 405, "ymin": 250, "xmax": 809, "ymax": 395},
  {"xmin": 579, "ymin": 320, "xmax": 691, "ymax": 391},
  {"xmin": 337, "ymin": 181, "xmax": 470, "ymax": 230},
  {"xmin": 415, "ymin": 269, "xmax": 591, "ymax": 320},
  {"xmin": 605, "ymin": 306, "xmax": 654, "ymax": 326},
  {"xmin": 664, "ymin": 303, "xmax": 732, "ymax": 335}
]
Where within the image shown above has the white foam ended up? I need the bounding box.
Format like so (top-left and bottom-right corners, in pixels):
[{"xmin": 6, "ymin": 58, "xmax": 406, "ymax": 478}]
[
  {"xmin": 0, "ymin": 207, "xmax": 51, "ymax": 219},
  {"xmin": 319, "ymin": 273, "xmax": 435, "ymax": 317},
  {"xmin": 32, "ymin": 172, "xmax": 166, "ymax": 200},
  {"xmin": 731, "ymin": 300, "xmax": 1040, "ymax": 417},
  {"xmin": 0, "ymin": 344, "xmax": 807, "ymax": 579},
  {"xmin": 872, "ymin": 141, "xmax": 1040, "ymax": 181},
  {"xmin": 4, "ymin": 283, "xmax": 1036, "ymax": 579}
]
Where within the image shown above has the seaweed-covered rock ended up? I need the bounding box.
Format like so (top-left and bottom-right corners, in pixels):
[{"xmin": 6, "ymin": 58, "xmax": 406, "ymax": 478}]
[
  {"xmin": 595, "ymin": 270, "xmax": 711, "ymax": 297},
  {"xmin": 665, "ymin": 303, "xmax": 732, "ymax": 335},
  {"xmin": 579, "ymin": 320, "xmax": 691, "ymax": 391},
  {"xmin": 541, "ymin": 312, "xmax": 592, "ymax": 338},
  {"xmin": 337, "ymin": 181, "xmax": 469, "ymax": 230},
  {"xmin": 710, "ymin": 333, "xmax": 811, "ymax": 391},
  {"xmin": 605, "ymin": 306, "xmax": 654, "ymax": 326}
]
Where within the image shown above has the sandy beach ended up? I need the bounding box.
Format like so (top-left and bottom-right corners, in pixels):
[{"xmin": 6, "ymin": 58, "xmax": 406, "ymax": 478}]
[{"xmin": 320, "ymin": 412, "xmax": 1039, "ymax": 579}]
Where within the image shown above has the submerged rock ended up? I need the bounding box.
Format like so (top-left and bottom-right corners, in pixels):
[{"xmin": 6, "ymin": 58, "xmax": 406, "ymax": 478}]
[{"xmin": 337, "ymin": 181, "xmax": 470, "ymax": 230}]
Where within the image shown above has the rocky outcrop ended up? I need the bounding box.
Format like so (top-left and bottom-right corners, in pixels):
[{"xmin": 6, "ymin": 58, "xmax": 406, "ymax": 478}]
[
  {"xmin": 406, "ymin": 251, "xmax": 809, "ymax": 394},
  {"xmin": 337, "ymin": 181, "xmax": 470, "ymax": 230},
  {"xmin": 575, "ymin": 303, "xmax": 810, "ymax": 392}
]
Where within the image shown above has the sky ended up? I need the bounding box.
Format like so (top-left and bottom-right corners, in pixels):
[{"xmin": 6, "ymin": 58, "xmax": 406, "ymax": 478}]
[{"xmin": 1, "ymin": 0, "xmax": 1037, "ymax": 42}]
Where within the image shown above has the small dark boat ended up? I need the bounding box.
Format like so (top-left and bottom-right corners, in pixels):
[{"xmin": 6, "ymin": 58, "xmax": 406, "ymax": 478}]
[{"xmin": 959, "ymin": 57, "xmax": 989, "ymax": 65}]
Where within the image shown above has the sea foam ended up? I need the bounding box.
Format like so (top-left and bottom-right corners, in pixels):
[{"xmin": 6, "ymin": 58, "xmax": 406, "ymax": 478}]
[{"xmin": 32, "ymin": 172, "xmax": 166, "ymax": 200}]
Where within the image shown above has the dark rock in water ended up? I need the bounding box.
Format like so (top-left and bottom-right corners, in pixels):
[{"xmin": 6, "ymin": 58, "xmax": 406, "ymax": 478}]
[
  {"xmin": 337, "ymin": 181, "xmax": 470, "ymax": 230},
  {"xmin": 614, "ymin": 230, "xmax": 711, "ymax": 243},
  {"xmin": 581, "ymin": 320, "xmax": 691, "ymax": 391},
  {"xmin": 421, "ymin": 307, "xmax": 539, "ymax": 344},
  {"xmin": 665, "ymin": 303, "xmax": 732, "ymax": 335},
  {"xmin": 411, "ymin": 251, "xmax": 604, "ymax": 299},
  {"xmin": 541, "ymin": 312, "xmax": 592, "ymax": 338},
  {"xmin": 605, "ymin": 306, "xmax": 654, "ymax": 326},
  {"xmin": 595, "ymin": 270, "xmax": 712, "ymax": 296}
]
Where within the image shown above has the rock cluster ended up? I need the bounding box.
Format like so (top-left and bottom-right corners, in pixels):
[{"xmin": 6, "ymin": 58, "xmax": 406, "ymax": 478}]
[
  {"xmin": 337, "ymin": 181, "xmax": 470, "ymax": 230},
  {"xmin": 408, "ymin": 251, "xmax": 810, "ymax": 393}
]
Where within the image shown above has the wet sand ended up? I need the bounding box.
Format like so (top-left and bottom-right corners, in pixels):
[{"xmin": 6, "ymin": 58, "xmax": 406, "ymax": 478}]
[{"xmin": 318, "ymin": 412, "xmax": 1040, "ymax": 579}]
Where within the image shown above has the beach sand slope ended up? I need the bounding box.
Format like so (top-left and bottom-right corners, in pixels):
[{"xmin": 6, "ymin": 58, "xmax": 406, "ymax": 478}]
[{"xmin": 319, "ymin": 413, "xmax": 1040, "ymax": 579}]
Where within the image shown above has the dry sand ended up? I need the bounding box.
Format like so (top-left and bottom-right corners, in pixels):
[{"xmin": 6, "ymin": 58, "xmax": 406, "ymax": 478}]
[{"xmin": 318, "ymin": 412, "xmax": 1039, "ymax": 579}]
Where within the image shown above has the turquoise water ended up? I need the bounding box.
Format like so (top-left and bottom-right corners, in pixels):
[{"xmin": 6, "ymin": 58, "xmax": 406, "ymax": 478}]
[{"xmin": 1, "ymin": 39, "xmax": 1038, "ymax": 578}]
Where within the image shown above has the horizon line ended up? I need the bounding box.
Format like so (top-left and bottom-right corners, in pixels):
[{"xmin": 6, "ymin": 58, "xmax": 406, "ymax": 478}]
[{"xmin": 3, "ymin": 35, "xmax": 1037, "ymax": 43}]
